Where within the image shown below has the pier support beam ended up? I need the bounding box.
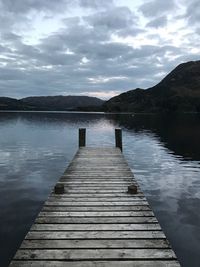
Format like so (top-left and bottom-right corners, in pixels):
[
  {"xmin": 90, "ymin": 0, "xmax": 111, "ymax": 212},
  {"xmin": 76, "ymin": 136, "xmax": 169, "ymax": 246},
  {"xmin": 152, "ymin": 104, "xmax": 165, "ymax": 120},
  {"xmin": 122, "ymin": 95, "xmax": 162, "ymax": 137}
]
[
  {"xmin": 79, "ymin": 128, "xmax": 86, "ymax": 147},
  {"xmin": 115, "ymin": 128, "xmax": 122, "ymax": 152}
]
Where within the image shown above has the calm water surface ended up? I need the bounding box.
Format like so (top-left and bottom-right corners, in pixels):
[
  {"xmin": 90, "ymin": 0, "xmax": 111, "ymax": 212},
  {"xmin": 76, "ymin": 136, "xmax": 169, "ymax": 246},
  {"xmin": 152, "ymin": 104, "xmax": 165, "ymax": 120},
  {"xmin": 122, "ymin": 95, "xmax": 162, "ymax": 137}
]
[{"xmin": 0, "ymin": 111, "xmax": 200, "ymax": 267}]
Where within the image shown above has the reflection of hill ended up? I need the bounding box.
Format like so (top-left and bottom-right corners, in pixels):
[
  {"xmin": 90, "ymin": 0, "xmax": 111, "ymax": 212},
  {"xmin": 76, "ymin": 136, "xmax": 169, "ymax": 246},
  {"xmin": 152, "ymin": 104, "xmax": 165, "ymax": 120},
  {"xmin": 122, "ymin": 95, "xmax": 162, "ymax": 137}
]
[
  {"xmin": 111, "ymin": 113, "xmax": 200, "ymax": 161},
  {"xmin": 0, "ymin": 111, "xmax": 106, "ymax": 126},
  {"xmin": 1, "ymin": 111, "xmax": 200, "ymax": 161}
]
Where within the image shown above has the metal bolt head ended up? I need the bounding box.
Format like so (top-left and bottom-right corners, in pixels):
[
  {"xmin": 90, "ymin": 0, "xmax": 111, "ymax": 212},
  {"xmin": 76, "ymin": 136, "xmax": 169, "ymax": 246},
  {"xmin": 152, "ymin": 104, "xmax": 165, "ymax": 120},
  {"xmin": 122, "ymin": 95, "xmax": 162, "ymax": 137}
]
[
  {"xmin": 54, "ymin": 183, "xmax": 64, "ymax": 194},
  {"xmin": 128, "ymin": 185, "xmax": 137, "ymax": 194}
]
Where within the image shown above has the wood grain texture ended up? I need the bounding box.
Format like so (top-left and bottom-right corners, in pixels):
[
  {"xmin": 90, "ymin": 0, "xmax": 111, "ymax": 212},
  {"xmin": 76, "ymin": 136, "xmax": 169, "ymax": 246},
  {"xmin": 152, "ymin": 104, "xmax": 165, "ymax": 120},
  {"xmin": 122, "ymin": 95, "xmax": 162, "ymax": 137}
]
[
  {"xmin": 9, "ymin": 260, "xmax": 181, "ymax": 267},
  {"xmin": 31, "ymin": 223, "xmax": 161, "ymax": 231},
  {"xmin": 14, "ymin": 248, "xmax": 176, "ymax": 260},
  {"xmin": 9, "ymin": 147, "xmax": 181, "ymax": 267},
  {"xmin": 35, "ymin": 216, "xmax": 158, "ymax": 224},
  {"xmin": 20, "ymin": 239, "xmax": 169, "ymax": 249},
  {"xmin": 25, "ymin": 230, "xmax": 166, "ymax": 240}
]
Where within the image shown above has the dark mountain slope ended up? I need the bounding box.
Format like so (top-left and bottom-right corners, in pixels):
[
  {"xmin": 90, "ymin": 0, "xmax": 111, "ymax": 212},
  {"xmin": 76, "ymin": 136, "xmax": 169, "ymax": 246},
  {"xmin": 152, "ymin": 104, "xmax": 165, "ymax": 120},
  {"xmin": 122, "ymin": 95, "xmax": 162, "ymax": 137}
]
[
  {"xmin": 0, "ymin": 97, "xmax": 25, "ymax": 110},
  {"xmin": 105, "ymin": 60, "xmax": 200, "ymax": 113}
]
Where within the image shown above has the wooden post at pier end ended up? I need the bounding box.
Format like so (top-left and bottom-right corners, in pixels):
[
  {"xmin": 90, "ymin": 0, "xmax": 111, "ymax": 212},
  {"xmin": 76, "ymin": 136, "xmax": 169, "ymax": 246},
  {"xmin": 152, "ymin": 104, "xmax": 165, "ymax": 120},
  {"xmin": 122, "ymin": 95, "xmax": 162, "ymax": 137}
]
[
  {"xmin": 115, "ymin": 128, "xmax": 122, "ymax": 152},
  {"xmin": 79, "ymin": 128, "xmax": 86, "ymax": 147}
]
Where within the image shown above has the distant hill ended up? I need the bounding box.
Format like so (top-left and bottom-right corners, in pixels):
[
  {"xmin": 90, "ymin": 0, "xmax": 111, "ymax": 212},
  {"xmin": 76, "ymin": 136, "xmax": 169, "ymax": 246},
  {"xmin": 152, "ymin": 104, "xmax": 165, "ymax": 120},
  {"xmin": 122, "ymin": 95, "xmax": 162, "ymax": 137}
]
[
  {"xmin": 0, "ymin": 95, "xmax": 104, "ymax": 111},
  {"xmin": 0, "ymin": 97, "xmax": 23, "ymax": 110},
  {"xmin": 104, "ymin": 60, "xmax": 200, "ymax": 113}
]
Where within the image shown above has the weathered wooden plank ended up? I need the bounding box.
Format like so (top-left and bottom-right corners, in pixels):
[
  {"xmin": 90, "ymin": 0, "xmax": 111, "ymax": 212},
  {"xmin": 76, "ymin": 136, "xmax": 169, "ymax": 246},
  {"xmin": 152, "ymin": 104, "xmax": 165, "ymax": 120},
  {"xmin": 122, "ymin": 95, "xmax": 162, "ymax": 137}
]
[
  {"xmin": 44, "ymin": 201, "xmax": 149, "ymax": 206},
  {"xmin": 69, "ymin": 165, "xmax": 129, "ymax": 168},
  {"xmin": 62, "ymin": 185, "xmax": 133, "ymax": 189},
  {"xmin": 68, "ymin": 169, "xmax": 130, "ymax": 173},
  {"xmin": 61, "ymin": 178, "xmax": 134, "ymax": 180},
  {"xmin": 78, "ymin": 150, "xmax": 121, "ymax": 153},
  {"xmin": 59, "ymin": 182, "xmax": 133, "ymax": 185},
  {"xmin": 70, "ymin": 164, "xmax": 129, "ymax": 166},
  {"xmin": 65, "ymin": 175, "xmax": 133, "ymax": 178},
  {"xmin": 63, "ymin": 190, "xmax": 138, "ymax": 193},
  {"xmin": 67, "ymin": 173, "xmax": 132, "ymax": 176},
  {"xmin": 74, "ymin": 157, "xmax": 126, "ymax": 159},
  {"xmin": 25, "ymin": 231, "xmax": 165, "ymax": 239},
  {"xmin": 41, "ymin": 206, "xmax": 151, "ymax": 212},
  {"xmin": 48, "ymin": 198, "xmax": 146, "ymax": 202},
  {"xmin": 77, "ymin": 152, "xmax": 123, "ymax": 155},
  {"xmin": 62, "ymin": 188, "xmax": 140, "ymax": 192},
  {"xmin": 76, "ymin": 156, "xmax": 124, "ymax": 158},
  {"xmin": 60, "ymin": 182, "xmax": 139, "ymax": 186},
  {"xmin": 38, "ymin": 211, "xmax": 154, "ymax": 217},
  {"xmin": 68, "ymin": 166, "xmax": 131, "ymax": 169},
  {"xmin": 61, "ymin": 190, "xmax": 142, "ymax": 195},
  {"xmin": 35, "ymin": 216, "xmax": 158, "ymax": 224},
  {"xmin": 66, "ymin": 166, "xmax": 132, "ymax": 169},
  {"xmin": 49, "ymin": 195, "xmax": 144, "ymax": 199},
  {"xmin": 20, "ymin": 239, "xmax": 169, "ymax": 249},
  {"xmin": 10, "ymin": 260, "xmax": 180, "ymax": 267},
  {"xmin": 66, "ymin": 170, "xmax": 132, "ymax": 172},
  {"xmin": 31, "ymin": 223, "xmax": 161, "ymax": 231},
  {"xmin": 70, "ymin": 160, "xmax": 127, "ymax": 162},
  {"xmin": 73, "ymin": 160, "xmax": 125, "ymax": 162},
  {"xmin": 61, "ymin": 175, "xmax": 133, "ymax": 178},
  {"xmin": 59, "ymin": 179, "xmax": 134, "ymax": 182},
  {"xmin": 9, "ymin": 260, "xmax": 181, "ymax": 267},
  {"xmin": 14, "ymin": 248, "xmax": 176, "ymax": 260}
]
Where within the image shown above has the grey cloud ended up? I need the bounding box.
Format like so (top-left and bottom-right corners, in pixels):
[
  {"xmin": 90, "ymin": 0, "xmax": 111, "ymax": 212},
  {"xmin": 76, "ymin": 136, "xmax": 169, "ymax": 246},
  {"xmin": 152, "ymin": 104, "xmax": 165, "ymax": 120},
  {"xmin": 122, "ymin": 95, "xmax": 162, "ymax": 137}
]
[
  {"xmin": 146, "ymin": 16, "xmax": 167, "ymax": 28},
  {"xmin": 0, "ymin": 44, "xmax": 12, "ymax": 53},
  {"xmin": 0, "ymin": 11, "xmax": 21, "ymax": 32},
  {"xmin": 184, "ymin": 0, "xmax": 200, "ymax": 26},
  {"xmin": 81, "ymin": 7, "xmax": 142, "ymax": 39},
  {"xmin": 0, "ymin": 0, "xmax": 112, "ymax": 15},
  {"xmin": 76, "ymin": 42, "xmax": 134, "ymax": 60},
  {"xmin": 0, "ymin": 0, "xmax": 199, "ymax": 98},
  {"xmin": 117, "ymin": 27, "xmax": 145, "ymax": 37},
  {"xmin": 62, "ymin": 21, "xmax": 109, "ymax": 44},
  {"xmin": 84, "ymin": 6, "xmax": 137, "ymax": 30},
  {"xmin": 1, "ymin": 32, "xmax": 22, "ymax": 41},
  {"xmin": 38, "ymin": 16, "xmax": 141, "ymax": 64},
  {"xmin": 195, "ymin": 28, "xmax": 200, "ymax": 34},
  {"xmin": 79, "ymin": 0, "xmax": 113, "ymax": 9},
  {"xmin": 0, "ymin": 67, "xmax": 29, "ymax": 80},
  {"xmin": 139, "ymin": 0, "xmax": 176, "ymax": 17},
  {"xmin": 0, "ymin": 0, "xmax": 71, "ymax": 14},
  {"xmin": 0, "ymin": 18, "xmax": 187, "ymax": 98}
]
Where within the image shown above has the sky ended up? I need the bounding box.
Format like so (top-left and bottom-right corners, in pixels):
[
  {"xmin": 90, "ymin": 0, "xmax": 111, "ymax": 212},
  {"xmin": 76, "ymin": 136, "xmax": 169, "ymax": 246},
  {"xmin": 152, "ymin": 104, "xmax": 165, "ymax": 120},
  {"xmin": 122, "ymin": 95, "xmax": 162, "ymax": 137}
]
[{"xmin": 0, "ymin": 0, "xmax": 199, "ymax": 99}]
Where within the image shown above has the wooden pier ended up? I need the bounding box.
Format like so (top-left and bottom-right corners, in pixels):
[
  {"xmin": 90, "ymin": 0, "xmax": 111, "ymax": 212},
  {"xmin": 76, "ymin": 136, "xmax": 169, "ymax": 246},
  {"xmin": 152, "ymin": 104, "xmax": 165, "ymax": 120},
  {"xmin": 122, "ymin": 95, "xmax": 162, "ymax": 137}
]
[{"xmin": 9, "ymin": 129, "xmax": 181, "ymax": 267}]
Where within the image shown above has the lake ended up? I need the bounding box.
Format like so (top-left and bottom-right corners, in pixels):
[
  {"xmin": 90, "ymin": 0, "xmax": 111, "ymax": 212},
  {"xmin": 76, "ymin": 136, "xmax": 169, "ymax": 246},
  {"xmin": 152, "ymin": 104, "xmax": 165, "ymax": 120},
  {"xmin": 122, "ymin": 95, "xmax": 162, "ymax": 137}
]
[{"xmin": 0, "ymin": 111, "xmax": 200, "ymax": 267}]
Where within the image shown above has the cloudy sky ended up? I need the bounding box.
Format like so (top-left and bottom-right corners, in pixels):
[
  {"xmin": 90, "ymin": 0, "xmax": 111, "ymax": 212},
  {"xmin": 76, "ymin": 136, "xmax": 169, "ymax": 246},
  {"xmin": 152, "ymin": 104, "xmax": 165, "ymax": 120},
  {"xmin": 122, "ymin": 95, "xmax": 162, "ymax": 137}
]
[{"xmin": 0, "ymin": 0, "xmax": 199, "ymax": 99}]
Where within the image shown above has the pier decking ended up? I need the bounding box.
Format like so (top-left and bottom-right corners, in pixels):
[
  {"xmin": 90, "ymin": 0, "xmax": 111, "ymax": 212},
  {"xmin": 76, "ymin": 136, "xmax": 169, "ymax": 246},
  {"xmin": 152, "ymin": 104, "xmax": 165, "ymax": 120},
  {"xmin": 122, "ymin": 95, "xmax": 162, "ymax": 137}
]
[{"xmin": 9, "ymin": 129, "xmax": 181, "ymax": 267}]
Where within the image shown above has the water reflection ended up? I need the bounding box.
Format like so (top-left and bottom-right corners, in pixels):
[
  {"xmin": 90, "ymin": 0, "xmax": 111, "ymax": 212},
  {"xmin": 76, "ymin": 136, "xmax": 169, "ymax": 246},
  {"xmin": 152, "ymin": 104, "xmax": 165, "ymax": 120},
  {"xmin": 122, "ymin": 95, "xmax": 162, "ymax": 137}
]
[
  {"xmin": 0, "ymin": 111, "xmax": 200, "ymax": 267},
  {"xmin": 111, "ymin": 113, "xmax": 200, "ymax": 160}
]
